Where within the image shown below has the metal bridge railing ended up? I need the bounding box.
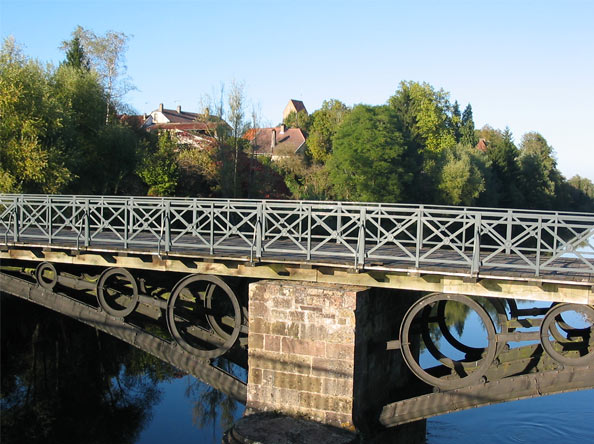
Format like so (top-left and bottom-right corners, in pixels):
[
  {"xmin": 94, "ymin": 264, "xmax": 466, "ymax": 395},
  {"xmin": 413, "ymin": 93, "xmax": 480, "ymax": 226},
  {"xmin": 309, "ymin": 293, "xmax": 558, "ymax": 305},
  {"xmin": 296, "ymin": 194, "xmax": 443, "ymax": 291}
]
[{"xmin": 1, "ymin": 194, "xmax": 593, "ymax": 277}]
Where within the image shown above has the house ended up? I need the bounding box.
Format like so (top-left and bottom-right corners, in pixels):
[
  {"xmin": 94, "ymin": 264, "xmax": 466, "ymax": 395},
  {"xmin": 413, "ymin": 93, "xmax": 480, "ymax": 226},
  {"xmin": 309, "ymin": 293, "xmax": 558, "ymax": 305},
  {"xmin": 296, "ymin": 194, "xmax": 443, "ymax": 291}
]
[
  {"xmin": 282, "ymin": 99, "xmax": 308, "ymax": 122},
  {"xmin": 244, "ymin": 124, "xmax": 307, "ymax": 160},
  {"xmin": 141, "ymin": 103, "xmax": 230, "ymax": 149}
]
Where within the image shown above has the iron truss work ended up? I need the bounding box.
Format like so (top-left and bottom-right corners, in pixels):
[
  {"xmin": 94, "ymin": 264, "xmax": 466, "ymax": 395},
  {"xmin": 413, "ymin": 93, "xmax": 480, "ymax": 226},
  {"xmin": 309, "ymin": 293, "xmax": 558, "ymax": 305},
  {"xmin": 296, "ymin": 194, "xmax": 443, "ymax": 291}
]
[
  {"xmin": 382, "ymin": 292, "xmax": 594, "ymax": 425},
  {"xmin": 0, "ymin": 262, "xmax": 249, "ymax": 403},
  {"xmin": 1, "ymin": 194, "xmax": 593, "ymax": 280}
]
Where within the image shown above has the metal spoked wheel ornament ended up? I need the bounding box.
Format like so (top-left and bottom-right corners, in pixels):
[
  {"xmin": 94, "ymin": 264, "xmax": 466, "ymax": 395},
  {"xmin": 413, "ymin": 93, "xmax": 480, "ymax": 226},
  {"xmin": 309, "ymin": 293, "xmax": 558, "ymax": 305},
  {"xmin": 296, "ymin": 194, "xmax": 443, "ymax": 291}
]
[
  {"xmin": 96, "ymin": 267, "xmax": 139, "ymax": 317},
  {"xmin": 35, "ymin": 262, "xmax": 58, "ymax": 290},
  {"xmin": 166, "ymin": 275, "xmax": 241, "ymax": 359},
  {"xmin": 399, "ymin": 293, "xmax": 499, "ymax": 390},
  {"xmin": 539, "ymin": 303, "xmax": 594, "ymax": 367}
]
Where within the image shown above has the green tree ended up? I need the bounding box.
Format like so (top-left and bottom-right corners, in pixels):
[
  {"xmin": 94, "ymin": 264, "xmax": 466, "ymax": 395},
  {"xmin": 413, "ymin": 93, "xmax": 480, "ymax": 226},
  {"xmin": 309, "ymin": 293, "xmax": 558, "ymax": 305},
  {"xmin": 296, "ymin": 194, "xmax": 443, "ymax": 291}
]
[
  {"xmin": 450, "ymin": 100, "xmax": 462, "ymax": 142},
  {"xmin": 564, "ymin": 175, "xmax": 594, "ymax": 212},
  {"xmin": 72, "ymin": 26, "xmax": 133, "ymax": 121},
  {"xmin": 388, "ymin": 81, "xmax": 456, "ymax": 153},
  {"xmin": 437, "ymin": 143, "xmax": 486, "ymax": 206},
  {"xmin": 517, "ymin": 132, "xmax": 563, "ymax": 209},
  {"xmin": 61, "ymin": 35, "xmax": 90, "ymax": 71},
  {"xmin": 306, "ymin": 99, "xmax": 350, "ymax": 163},
  {"xmin": 480, "ymin": 126, "xmax": 523, "ymax": 208},
  {"xmin": 283, "ymin": 110, "xmax": 311, "ymax": 131},
  {"xmin": 0, "ymin": 37, "xmax": 71, "ymax": 193},
  {"xmin": 138, "ymin": 131, "xmax": 179, "ymax": 196},
  {"xmin": 460, "ymin": 104, "xmax": 477, "ymax": 146},
  {"xmin": 328, "ymin": 105, "xmax": 411, "ymax": 202},
  {"xmin": 226, "ymin": 80, "xmax": 246, "ymax": 197}
]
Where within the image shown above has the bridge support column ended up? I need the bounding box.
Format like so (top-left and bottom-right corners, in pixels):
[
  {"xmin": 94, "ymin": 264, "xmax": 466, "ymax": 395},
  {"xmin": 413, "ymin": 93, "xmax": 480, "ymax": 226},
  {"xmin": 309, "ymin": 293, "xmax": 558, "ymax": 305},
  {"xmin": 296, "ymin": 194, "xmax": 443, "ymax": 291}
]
[{"xmin": 246, "ymin": 280, "xmax": 425, "ymax": 441}]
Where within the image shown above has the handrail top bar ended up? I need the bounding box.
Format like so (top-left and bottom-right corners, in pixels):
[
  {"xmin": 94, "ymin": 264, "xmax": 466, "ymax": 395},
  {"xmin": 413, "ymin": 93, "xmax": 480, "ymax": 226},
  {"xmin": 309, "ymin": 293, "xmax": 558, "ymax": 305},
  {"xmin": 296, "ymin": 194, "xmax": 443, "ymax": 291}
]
[{"xmin": 1, "ymin": 193, "xmax": 593, "ymax": 218}]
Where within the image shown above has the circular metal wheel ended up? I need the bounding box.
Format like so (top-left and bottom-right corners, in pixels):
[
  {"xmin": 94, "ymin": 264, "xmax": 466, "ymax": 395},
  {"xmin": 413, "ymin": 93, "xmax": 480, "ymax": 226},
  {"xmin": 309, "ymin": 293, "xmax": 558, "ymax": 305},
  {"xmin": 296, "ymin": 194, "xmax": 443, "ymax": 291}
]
[
  {"xmin": 96, "ymin": 268, "xmax": 139, "ymax": 318},
  {"xmin": 400, "ymin": 293, "xmax": 498, "ymax": 390},
  {"xmin": 167, "ymin": 275, "xmax": 241, "ymax": 359},
  {"xmin": 540, "ymin": 303, "xmax": 594, "ymax": 367},
  {"xmin": 35, "ymin": 262, "xmax": 58, "ymax": 290}
]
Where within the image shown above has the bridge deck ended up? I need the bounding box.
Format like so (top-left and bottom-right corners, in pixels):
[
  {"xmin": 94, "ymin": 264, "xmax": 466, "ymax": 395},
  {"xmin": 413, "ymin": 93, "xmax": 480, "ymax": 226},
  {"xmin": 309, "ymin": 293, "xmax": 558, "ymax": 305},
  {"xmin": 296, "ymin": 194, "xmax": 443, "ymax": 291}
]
[
  {"xmin": 2, "ymin": 227, "xmax": 593, "ymax": 283},
  {"xmin": 2, "ymin": 194, "xmax": 593, "ymax": 303}
]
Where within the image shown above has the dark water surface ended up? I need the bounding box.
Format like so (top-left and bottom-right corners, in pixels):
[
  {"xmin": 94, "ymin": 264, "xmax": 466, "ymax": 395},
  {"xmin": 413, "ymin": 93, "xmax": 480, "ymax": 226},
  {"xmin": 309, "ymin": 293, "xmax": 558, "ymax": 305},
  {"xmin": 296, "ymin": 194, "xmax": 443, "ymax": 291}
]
[{"xmin": 1, "ymin": 295, "xmax": 593, "ymax": 443}]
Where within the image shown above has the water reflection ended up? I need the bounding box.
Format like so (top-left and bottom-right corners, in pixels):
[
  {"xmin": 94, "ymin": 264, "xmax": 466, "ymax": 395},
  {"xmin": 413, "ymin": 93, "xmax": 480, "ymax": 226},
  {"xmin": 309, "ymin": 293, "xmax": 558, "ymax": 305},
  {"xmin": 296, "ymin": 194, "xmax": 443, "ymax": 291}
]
[{"xmin": 0, "ymin": 295, "xmax": 242, "ymax": 443}]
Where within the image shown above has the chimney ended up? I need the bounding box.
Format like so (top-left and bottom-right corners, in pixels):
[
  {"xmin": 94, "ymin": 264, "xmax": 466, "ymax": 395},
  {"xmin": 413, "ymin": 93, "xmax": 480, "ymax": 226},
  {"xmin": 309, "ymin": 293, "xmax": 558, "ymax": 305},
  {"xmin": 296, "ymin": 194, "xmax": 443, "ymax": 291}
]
[
  {"xmin": 177, "ymin": 105, "xmax": 181, "ymax": 114},
  {"xmin": 280, "ymin": 124, "xmax": 286, "ymax": 134},
  {"xmin": 271, "ymin": 129, "xmax": 277, "ymax": 149},
  {"xmin": 159, "ymin": 103, "xmax": 163, "ymax": 112}
]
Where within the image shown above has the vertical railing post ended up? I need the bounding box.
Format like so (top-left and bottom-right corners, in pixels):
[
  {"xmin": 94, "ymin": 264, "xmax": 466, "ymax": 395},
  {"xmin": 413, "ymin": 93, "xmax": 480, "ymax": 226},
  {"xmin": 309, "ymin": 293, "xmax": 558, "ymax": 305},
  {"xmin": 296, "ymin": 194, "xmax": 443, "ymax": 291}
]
[
  {"xmin": 336, "ymin": 203, "xmax": 342, "ymax": 244},
  {"xmin": 415, "ymin": 206, "xmax": 423, "ymax": 269},
  {"xmin": 471, "ymin": 213, "xmax": 481, "ymax": 275},
  {"xmin": 357, "ymin": 207, "xmax": 366, "ymax": 268},
  {"xmin": 210, "ymin": 202, "xmax": 214, "ymax": 255},
  {"xmin": 461, "ymin": 209, "xmax": 467, "ymax": 253},
  {"xmin": 13, "ymin": 196, "xmax": 20, "ymax": 242},
  {"xmin": 256, "ymin": 202, "xmax": 263, "ymax": 259},
  {"xmin": 124, "ymin": 199, "xmax": 129, "ymax": 249},
  {"xmin": 553, "ymin": 212, "xmax": 559, "ymax": 257},
  {"xmin": 83, "ymin": 199, "xmax": 90, "ymax": 247},
  {"xmin": 307, "ymin": 205, "xmax": 312, "ymax": 261},
  {"xmin": 535, "ymin": 217, "xmax": 542, "ymax": 277},
  {"xmin": 505, "ymin": 210, "xmax": 513, "ymax": 255},
  {"xmin": 165, "ymin": 200, "xmax": 171, "ymax": 253},
  {"xmin": 48, "ymin": 196, "xmax": 53, "ymax": 244}
]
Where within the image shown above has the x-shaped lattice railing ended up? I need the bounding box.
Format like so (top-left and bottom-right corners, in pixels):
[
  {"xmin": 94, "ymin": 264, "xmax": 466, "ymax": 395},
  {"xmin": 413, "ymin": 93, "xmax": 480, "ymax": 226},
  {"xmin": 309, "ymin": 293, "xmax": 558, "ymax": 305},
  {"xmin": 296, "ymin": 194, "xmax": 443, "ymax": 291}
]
[{"xmin": 1, "ymin": 194, "xmax": 593, "ymax": 277}]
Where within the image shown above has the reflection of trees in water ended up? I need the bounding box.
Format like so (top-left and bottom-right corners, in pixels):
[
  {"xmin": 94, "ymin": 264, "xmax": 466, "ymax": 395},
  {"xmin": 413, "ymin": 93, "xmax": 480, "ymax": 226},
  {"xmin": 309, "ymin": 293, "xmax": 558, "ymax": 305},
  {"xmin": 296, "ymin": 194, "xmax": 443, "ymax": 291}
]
[
  {"xmin": 422, "ymin": 296, "xmax": 506, "ymax": 352},
  {"xmin": 184, "ymin": 357, "xmax": 244, "ymax": 438},
  {"xmin": 0, "ymin": 295, "xmax": 174, "ymax": 444}
]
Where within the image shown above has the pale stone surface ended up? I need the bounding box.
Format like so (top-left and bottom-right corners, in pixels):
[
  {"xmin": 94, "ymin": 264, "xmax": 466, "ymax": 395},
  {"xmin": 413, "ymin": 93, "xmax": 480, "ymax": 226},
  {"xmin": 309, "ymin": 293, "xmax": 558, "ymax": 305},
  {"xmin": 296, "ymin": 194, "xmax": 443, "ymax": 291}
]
[{"xmin": 247, "ymin": 280, "xmax": 363, "ymax": 429}]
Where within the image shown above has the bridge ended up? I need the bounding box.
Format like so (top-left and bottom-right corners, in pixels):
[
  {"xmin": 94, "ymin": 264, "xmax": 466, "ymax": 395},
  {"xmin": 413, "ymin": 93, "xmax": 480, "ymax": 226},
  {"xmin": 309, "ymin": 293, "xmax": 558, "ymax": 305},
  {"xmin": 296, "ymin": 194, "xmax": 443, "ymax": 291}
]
[{"xmin": 1, "ymin": 194, "xmax": 593, "ymax": 438}]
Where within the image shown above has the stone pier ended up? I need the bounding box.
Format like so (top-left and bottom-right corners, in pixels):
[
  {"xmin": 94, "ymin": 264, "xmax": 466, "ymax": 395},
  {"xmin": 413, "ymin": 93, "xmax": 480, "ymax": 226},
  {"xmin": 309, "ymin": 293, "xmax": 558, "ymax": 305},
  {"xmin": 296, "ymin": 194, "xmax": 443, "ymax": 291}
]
[{"xmin": 246, "ymin": 280, "xmax": 425, "ymax": 441}]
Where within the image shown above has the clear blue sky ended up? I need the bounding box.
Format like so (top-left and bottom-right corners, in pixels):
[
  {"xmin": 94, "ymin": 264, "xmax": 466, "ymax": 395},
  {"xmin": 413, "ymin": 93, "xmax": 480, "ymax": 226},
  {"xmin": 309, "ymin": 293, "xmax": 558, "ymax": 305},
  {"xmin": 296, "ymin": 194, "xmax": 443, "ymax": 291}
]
[{"xmin": 2, "ymin": 0, "xmax": 593, "ymax": 180}]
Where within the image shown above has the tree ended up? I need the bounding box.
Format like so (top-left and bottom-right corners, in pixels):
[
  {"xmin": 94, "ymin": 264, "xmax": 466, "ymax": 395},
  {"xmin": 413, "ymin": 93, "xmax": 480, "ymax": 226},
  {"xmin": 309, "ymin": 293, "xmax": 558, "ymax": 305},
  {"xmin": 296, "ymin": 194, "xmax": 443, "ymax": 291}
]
[
  {"xmin": 61, "ymin": 35, "xmax": 90, "ymax": 71},
  {"xmin": 437, "ymin": 143, "xmax": 486, "ymax": 206},
  {"xmin": 388, "ymin": 81, "xmax": 456, "ymax": 153},
  {"xmin": 517, "ymin": 132, "xmax": 563, "ymax": 209},
  {"xmin": 328, "ymin": 105, "xmax": 412, "ymax": 202},
  {"xmin": 71, "ymin": 26, "xmax": 133, "ymax": 122},
  {"xmin": 283, "ymin": 110, "xmax": 310, "ymax": 131},
  {"xmin": 306, "ymin": 99, "xmax": 350, "ymax": 163},
  {"xmin": 450, "ymin": 100, "xmax": 462, "ymax": 142},
  {"xmin": 138, "ymin": 132, "xmax": 179, "ymax": 196},
  {"xmin": 0, "ymin": 37, "xmax": 71, "ymax": 193},
  {"xmin": 460, "ymin": 104, "xmax": 477, "ymax": 146},
  {"xmin": 227, "ymin": 80, "xmax": 246, "ymax": 197},
  {"xmin": 480, "ymin": 126, "xmax": 523, "ymax": 208}
]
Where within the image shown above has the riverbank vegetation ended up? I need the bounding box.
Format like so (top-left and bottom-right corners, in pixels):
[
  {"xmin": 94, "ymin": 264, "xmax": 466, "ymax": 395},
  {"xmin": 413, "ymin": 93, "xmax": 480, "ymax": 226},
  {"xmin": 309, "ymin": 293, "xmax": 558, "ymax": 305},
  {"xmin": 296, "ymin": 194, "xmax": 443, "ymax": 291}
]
[{"xmin": 1, "ymin": 31, "xmax": 593, "ymax": 212}]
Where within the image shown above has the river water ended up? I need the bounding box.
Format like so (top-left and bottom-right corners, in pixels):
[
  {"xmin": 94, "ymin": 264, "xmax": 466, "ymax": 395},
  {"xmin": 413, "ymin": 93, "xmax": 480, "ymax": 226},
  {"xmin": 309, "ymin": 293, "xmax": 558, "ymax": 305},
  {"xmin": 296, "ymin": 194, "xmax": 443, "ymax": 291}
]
[{"xmin": 1, "ymin": 295, "xmax": 593, "ymax": 443}]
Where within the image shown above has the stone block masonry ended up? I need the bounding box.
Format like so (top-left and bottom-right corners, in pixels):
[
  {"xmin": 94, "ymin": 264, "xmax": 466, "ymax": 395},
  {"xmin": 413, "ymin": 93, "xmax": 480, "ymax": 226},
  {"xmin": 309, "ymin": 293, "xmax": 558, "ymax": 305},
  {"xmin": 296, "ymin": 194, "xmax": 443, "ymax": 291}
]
[
  {"xmin": 247, "ymin": 280, "xmax": 361, "ymax": 429},
  {"xmin": 246, "ymin": 279, "xmax": 424, "ymax": 440}
]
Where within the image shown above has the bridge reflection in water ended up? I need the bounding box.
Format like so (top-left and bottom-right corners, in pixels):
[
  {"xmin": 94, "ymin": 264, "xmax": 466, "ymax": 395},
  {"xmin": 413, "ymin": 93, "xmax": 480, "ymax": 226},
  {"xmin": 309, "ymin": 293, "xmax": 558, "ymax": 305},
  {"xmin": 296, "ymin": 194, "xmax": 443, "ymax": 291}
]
[{"xmin": 1, "ymin": 194, "xmax": 593, "ymax": 440}]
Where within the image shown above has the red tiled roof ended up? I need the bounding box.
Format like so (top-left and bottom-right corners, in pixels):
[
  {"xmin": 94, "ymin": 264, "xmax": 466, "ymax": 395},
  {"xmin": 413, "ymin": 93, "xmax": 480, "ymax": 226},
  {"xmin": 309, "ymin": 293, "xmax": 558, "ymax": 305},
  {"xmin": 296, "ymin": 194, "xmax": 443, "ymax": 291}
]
[{"xmin": 244, "ymin": 126, "xmax": 306, "ymax": 155}]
